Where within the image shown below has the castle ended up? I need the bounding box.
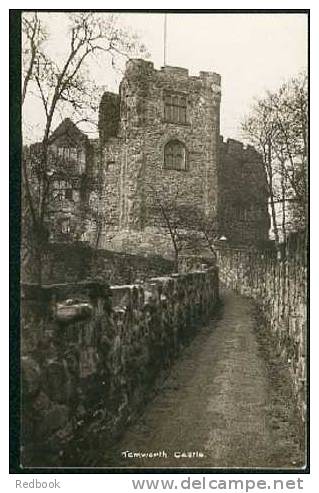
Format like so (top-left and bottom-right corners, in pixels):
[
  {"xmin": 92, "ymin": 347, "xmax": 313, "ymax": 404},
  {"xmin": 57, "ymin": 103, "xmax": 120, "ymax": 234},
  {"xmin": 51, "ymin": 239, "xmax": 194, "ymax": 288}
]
[{"xmin": 45, "ymin": 59, "xmax": 270, "ymax": 257}]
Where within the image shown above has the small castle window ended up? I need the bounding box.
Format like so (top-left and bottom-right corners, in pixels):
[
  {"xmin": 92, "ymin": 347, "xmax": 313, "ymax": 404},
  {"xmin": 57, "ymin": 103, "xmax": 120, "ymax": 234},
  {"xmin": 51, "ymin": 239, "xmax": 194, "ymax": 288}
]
[
  {"xmin": 65, "ymin": 188, "xmax": 73, "ymax": 201},
  {"xmin": 77, "ymin": 149, "xmax": 86, "ymax": 173},
  {"xmin": 164, "ymin": 140, "xmax": 187, "ymax": 171},
  {"xmin": 58, "ymin": 147, "xmax": 64, "ymax": 159},
  {"xmin": 57, "ymin": 146, "xmax": 85, "ymax": 174},
  {"xmin": 61, "ymin": 218, "xmax": 71, "ymax": 234},
  {"xmin": 164, "ymin": 93, "xmax": 187, "ymax": 124},
  {"xmin": 70, "ymin": 148, "xmax": 77, "ymax": 161}
]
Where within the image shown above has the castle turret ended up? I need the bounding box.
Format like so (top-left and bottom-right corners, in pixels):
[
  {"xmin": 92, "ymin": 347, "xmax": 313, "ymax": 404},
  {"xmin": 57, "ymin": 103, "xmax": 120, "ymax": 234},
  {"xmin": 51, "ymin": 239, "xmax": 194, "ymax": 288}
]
[
  {"xmin": 119, "ymin": 59, "xmax": 155, "ymax": 131},
  {"xmin": 96, "ymin": 59, "xmax": 225, "ymax": 255},
  {"xmin": 98, "ymin": 92, "xmax": 120, "ymax": 144},
  {"xmin": 115, "ymin": 59, "xmax": 222, "ymax": 231},
  {"xmin": 218, "ymin": 138, "xmax": 270, "ymax": 244}
]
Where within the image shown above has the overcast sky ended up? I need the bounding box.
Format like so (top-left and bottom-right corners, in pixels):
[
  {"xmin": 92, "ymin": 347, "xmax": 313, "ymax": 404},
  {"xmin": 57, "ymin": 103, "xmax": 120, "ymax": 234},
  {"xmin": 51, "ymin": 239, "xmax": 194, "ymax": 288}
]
[{"xmin": 22, "ymin": 12, "xmax": 308, "ymax": 143}]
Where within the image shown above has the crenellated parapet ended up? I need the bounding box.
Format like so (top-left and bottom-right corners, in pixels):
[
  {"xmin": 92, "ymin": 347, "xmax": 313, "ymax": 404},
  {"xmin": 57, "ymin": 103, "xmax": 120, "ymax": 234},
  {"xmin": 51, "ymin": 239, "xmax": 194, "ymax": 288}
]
[{"xmin": 219, "ymin": 136, "xmax": 261, "ymax": 160}]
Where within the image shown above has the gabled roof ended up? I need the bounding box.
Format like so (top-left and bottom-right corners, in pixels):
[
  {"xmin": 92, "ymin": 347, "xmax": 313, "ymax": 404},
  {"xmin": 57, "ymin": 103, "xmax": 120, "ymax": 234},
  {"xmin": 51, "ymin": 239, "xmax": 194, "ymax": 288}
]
[{"xmin": 49, "ymin": 118, "xmax": 89, "ymax": 146}]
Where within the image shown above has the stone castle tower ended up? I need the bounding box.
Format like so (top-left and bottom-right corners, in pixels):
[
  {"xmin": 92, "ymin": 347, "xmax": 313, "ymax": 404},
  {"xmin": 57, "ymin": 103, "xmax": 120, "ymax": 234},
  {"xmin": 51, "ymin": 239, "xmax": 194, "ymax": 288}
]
[
  {"xmin": 44, "ymin": 58, "xmax": 270, "ymax": 254},
  {"xmin": 98, "ymin": 59, "xmax": 222, "ymax": 250}
]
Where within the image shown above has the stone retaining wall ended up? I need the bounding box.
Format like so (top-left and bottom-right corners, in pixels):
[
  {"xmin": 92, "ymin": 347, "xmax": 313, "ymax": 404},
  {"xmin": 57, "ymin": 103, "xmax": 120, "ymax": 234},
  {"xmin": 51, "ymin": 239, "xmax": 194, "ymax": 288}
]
[
  {"xmin": 40, "ymin": 242, "xmax": 174, "ymax": 285},
  {"xmin": 21, "ymin": 267, "xmax": 219, "ymax": 467},
  {"xmin": 216, "ymin": 233, "xmax": 307, "ymax": 420}
]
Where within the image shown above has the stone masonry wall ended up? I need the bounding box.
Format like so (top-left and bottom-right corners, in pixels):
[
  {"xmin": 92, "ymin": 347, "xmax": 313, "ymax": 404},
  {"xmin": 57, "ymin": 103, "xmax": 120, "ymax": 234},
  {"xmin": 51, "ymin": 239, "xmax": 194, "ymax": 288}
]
[
  {"xmin": 41, "ymin": 243, "xmax": 174, "ymax": 285},
  {"xmin": 216, "ymin": 233, "xmax": 307, "ymax": 420},
  {"xmin": 99, "ymin": 137, "xmax": 123, "ymax": 232},
  {"xmin": 218, "ymin": 137, "xmax": 270, "ymax": 244},
  {"xmin": 21, "ymin": 267, "xmax": 219, "ymax": 467},
  {"xmin": 95, "ymin": 60, "xmax": 270, "ymax": 255},
  {"xmin": 98, "ymin": 60, "xmax": 221, "ymax": 243}
]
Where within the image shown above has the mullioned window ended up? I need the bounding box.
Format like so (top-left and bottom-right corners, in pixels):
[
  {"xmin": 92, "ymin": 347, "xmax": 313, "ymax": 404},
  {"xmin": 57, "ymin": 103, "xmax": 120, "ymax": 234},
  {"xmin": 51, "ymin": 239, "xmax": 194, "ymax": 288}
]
[{"xmin": 164, "ymin": 93, "xmax": 187, "ymax": 124}]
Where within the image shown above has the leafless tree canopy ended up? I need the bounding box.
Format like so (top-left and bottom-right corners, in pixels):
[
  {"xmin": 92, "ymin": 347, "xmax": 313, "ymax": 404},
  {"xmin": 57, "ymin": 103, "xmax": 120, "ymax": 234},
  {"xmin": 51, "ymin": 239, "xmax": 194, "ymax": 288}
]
[
  {"xmin": 149, "ymin": 186, "xmax": 220, "ymax": 270},
  {"xmin": 22, "ymin": 12, "xmax": 148, "ymax": 284},
  {"xmin": 242, "ymin": 73, "xmax": 308, "ymax": 243}
]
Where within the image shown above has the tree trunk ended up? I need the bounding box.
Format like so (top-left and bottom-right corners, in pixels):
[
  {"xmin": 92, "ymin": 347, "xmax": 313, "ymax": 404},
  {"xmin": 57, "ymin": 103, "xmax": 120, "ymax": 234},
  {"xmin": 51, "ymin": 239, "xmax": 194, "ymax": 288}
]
[
  {"xmin": 35, "ymin": 243, "xmax": 43, "ymax": 286},
  {"xmin": 269, "ymin": 185, "xmax": 280, "ymax": 246},
  {"xmin": 174, "ymin": 250, "xmax": 179, "ymax": 273},
  {"xmin": 281, "ymin": 161, "xmax": 287, "ymax": 243},
  {"xmin": 267, "ymin": 144, "xmax": 280, "ymax": 246}
]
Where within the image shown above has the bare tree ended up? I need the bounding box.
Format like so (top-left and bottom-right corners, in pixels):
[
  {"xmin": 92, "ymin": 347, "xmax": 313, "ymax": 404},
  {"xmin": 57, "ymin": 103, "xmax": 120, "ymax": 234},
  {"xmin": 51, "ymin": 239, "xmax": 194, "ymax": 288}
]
[
  {"xmin": 176, "ymin": 206, "xmax": 220, "ymax": 260},
  {"xmin": 149, "ymin": 185, "xmax": 220, "ymax": 270},
  {"xmin": 22, "ymin": 13, "xmax": 47, "ymax": 104},
  {"xmin": 195, "ymin": 214, "xmax": 220, "ymax": 260},
  {"xmin": 242, "ymin": 96, "xmax": 280, "ymax": 245},
  {"xmin": 149, "ymin": 188, "xmax": 187, "ymax": 272},
  {"xmin": 271, "ymin": 74, "xmax": 308, "ymax": 231},
  {"xmin": 242, "ymin": 73, "xmax": 308, "ymax": 243},
  {"xmin": 22, "ymin": 12, "xmax": 148, "ymax": 283}
]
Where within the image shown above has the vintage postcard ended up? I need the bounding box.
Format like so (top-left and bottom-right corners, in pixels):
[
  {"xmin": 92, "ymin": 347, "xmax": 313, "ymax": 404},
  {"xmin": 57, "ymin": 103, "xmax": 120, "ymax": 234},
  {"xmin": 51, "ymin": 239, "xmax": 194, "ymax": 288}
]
[{"xmin": 10, "ymin": 9, "xmax": 309, "ymax": 473}]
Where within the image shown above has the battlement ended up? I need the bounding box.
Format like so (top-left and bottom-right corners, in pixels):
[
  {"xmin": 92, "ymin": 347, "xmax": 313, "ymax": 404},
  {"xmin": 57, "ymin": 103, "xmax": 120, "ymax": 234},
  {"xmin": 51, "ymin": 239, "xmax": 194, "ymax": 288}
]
[
  {"xmin": 126, "ymin": 58, "xmax": 154, "ymax": 71},
  {"xmin": 125, "ymin": 58, "xmax": 221, "ymax": 86},
  {"xmin": 161, "ymin": 65, "xmax": 189, "ymax": 77},
  {"xmin": 219, "ymin": 136, "xmax": 260, "ymax": 159},
  {"xmin": 199, "ymin": 71, "xmax": 221, "ymax": 85},
  {"xmin": 125, "ymin": 58, "xmax": 155, "ymax": 79}
]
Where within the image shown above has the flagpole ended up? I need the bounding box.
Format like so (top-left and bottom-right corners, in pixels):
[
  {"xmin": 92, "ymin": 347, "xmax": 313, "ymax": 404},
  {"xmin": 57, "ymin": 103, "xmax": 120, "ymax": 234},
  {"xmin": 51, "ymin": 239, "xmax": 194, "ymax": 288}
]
[{"xmin": 164, "ymin": 13, "xmax": 167, "ymax": 66}]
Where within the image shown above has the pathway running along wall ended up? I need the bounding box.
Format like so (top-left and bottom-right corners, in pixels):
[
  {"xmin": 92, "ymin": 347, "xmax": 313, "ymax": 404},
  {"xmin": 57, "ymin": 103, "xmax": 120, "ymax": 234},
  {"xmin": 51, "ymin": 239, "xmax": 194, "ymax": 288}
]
[
  {"xmin": 216, "ymin": 233, "xmax": 307, "ymax": 421},
  {"xmin": 21, "ymin": 267, "xmax": 219, "ymax": 467}
]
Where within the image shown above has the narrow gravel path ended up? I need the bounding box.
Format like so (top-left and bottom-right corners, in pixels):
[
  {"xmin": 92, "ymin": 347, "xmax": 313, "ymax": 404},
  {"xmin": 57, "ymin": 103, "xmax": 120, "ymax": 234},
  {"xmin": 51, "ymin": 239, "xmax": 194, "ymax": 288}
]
[{"xmin": 104, "ymin": 291, "xmax": 304, "ymax": 469}]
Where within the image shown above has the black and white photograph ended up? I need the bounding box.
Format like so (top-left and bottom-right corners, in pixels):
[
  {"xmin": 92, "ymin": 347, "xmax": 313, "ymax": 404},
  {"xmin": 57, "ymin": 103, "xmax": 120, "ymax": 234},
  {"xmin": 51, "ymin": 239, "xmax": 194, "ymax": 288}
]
[{"xmin": 10, "ymin": 9, "xmax": 309, "ymax": 473}]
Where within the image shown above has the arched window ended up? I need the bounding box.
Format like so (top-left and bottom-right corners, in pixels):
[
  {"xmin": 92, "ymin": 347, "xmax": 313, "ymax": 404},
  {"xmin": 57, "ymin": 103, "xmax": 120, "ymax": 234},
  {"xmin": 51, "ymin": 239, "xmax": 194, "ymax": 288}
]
[{"xmin": 164, "ymin": 140, "xmax": 187, "ymax": 171}]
